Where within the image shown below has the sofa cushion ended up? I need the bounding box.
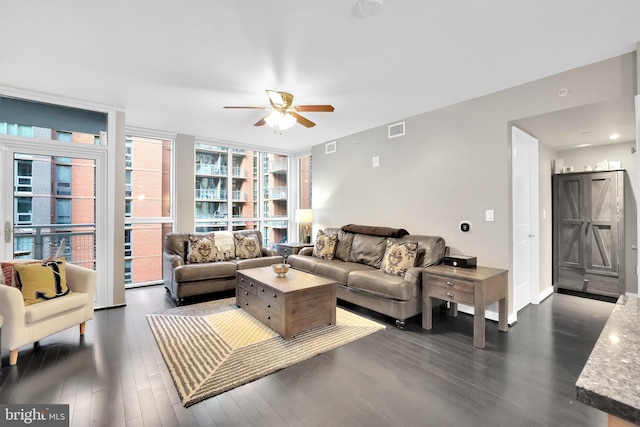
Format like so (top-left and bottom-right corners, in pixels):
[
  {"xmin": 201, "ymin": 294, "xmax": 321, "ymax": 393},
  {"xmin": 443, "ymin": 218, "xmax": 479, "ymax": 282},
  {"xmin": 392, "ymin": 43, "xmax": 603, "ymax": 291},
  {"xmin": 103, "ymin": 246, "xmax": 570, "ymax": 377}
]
[
  {"xmin": 347, "ymin": 269, "xmax": 418, "ymax": 301},
  {"xmin": 234, "ymin": 233, "xmax": 261, "ymax": 259},
  {"xmin": 313, "ymin": 230, "xmax": 338, "ymax": 260},
  {"xmin": 213, "ymin": 231, "xmax": 236, "ymax": 261},
  {"xmin": 334, "ymin": 230, "xmax": 355, "ymax": 262},
  {"xmin": 186, "ymin": 233, "xmax": 218, "ymax": 263},
  {"xmin": 287, "ymin": 254, "xmax": 321, "ymax": 274},
  {"xmin": 349, "ymin": 234, "xmax": 387, "ymax": 268},
  {"xmin": 380, "ymin": 240, "xmax": 418, "ymax": 277},
  {"xmin": 25, "ymin": 291, "xmax": 89, "ymax": 324},
  {"xmin": 16, "ymin": 258, "xmax": 70, "ymax": 306},
  {"xmin": 316, "ymin": 261, "xmax": 374, "ymax": 286},
  {"xmin": 174, "ymin": 262, "xmax": 237, "ymax": 282},
  {"xmin": 235, "ymin": 255, "xmax": 283, "ymax": 270}
]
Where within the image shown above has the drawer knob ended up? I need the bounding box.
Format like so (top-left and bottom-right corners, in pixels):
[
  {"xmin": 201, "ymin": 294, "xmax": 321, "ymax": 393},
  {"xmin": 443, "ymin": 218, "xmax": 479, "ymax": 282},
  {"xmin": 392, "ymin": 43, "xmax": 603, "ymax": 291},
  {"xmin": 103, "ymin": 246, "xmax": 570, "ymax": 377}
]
[
  {"xmin": 240, "ymin": 277, "xmax": 244, "ymax": 282},
  {"xmin": 267, "ymin": 316, "xmax": 271, "ymax": 320},
  {"xmin": 245, "ymin": 301, "xmax": 249, "ymax": 305},
  {"xmin": 273, "ymin": 294, "xmax": 277, "ymax": 298},
  {"xmin": 261, "ymin": 288, "xmax": 265, "ymax": 292},
  {"xmin": 446, "ymin": 281, "xmax": 454, "ymax": 287},
  {"xmin": 267, "ymin": 304, "xmax": 271, "ymax": 308},
  {"xmin": 244, "ymin": 291, "xmax": 248, "ymax": 295},
  {"xmin": 446, "ymin": 292, "xmax": 454, "ymax": 297}
]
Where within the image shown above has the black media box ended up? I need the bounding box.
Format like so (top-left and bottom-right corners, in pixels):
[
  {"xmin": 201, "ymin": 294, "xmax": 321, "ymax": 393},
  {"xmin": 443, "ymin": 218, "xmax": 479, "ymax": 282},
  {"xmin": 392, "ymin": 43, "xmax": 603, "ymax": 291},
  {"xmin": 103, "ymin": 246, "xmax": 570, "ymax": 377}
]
[{"xmin": 443, "ymin": 255, "xmax": 477, "ymax": 269}]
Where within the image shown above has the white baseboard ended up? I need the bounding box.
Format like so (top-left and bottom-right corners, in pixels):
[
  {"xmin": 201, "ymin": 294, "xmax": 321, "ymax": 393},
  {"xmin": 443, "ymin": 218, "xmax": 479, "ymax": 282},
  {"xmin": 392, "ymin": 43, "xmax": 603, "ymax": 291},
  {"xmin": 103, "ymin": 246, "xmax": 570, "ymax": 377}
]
[{"xmin": 537, "ymin": 286, "xmax": 554, "ymax": 303}]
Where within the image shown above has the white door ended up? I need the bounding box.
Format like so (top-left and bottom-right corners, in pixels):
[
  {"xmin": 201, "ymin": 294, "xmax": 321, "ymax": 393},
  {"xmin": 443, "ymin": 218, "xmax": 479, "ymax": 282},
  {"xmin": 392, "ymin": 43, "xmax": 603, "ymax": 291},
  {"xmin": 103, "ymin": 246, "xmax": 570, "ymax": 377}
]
[
  {"xmin": 512, "ymin": 126, "xmax": 540, "ymax": 312},
  {"xmin": 2, "ymin": 140, "xmax": 108, "ymax": 307}
]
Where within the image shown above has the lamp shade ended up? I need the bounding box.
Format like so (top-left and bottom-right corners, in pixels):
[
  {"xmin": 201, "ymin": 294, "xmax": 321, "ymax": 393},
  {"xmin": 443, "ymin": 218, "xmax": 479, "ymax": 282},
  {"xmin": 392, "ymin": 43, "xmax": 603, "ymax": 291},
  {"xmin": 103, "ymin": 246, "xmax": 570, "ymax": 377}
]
[{"xmin": 295, "ymin": 209, "xmax": 314, "ymax": 224}]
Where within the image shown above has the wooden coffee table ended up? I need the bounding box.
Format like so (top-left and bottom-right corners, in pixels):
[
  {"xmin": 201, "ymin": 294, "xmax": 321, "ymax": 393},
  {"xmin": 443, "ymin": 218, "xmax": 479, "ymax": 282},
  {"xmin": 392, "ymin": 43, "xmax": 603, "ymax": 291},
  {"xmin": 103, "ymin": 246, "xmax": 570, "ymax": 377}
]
[{"xmin": 236, "ymin": 266, "xmax": 336, "ymax": 339}]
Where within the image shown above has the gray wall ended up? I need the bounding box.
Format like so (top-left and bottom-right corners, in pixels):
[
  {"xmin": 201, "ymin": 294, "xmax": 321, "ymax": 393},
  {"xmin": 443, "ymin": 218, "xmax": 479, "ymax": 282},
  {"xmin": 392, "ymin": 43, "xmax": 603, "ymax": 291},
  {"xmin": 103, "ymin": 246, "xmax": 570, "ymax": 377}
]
[{"xmin": 311, "ymin": 52, "xmax": 637, "ymax": 317}]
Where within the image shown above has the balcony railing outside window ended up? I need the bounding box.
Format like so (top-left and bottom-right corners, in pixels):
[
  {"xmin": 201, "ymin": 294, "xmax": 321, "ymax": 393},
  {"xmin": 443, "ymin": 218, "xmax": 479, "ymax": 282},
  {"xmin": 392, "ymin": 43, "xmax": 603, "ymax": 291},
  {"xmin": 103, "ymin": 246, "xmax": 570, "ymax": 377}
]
[
  {"xmin": 265, "ymin": 186, "xmax": 287, "ymax": 200},
  {"xmin": 267, "ymin": 157, "xmax": 288, "ymax": 173},
  {"xmin": 195, "ymin": 189, "xmax": 227, "ymax": 200},
  {"xmin": 196, "ymin": 164, "xmax": 228, "ymax": 176},
  {"xmin": 14, "ymin": 223, "xmax": 96, "ymax": 267}
]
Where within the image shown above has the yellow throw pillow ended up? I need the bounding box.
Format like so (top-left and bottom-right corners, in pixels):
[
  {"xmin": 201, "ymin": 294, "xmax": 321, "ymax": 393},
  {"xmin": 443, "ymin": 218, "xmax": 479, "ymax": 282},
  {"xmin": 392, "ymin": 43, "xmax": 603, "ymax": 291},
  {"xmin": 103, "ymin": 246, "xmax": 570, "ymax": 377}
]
[{"xmin": 15, "ymin": 258, "xmax": 70, "ymax": 306}]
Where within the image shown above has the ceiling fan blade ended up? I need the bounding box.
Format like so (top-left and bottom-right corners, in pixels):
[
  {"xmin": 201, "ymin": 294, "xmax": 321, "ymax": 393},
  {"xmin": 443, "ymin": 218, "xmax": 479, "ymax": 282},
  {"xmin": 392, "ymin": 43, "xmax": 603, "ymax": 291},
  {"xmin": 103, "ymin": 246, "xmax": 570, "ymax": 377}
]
[
  {"xmin": 254, "ymin": 114, "xmax": 270, "ymax": 126},
  {"xmin": 291, "ymin": 112, "xmax": 316, "ymax": 128},
  {"xmin": 223, "ymin": 106, "xmax": 267, "ymax": 109},
  {"xmin": 295, "ymin": 105, "xmax": 335, "ymax": 112}
]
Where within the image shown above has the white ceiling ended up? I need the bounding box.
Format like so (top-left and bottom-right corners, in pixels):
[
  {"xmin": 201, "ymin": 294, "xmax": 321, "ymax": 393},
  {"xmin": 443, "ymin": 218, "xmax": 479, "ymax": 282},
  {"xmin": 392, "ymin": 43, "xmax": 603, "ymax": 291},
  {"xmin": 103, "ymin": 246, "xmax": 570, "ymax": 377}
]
[{"xmin": 1, "ymin": 1, "xmax": 639, "ymax": 152}]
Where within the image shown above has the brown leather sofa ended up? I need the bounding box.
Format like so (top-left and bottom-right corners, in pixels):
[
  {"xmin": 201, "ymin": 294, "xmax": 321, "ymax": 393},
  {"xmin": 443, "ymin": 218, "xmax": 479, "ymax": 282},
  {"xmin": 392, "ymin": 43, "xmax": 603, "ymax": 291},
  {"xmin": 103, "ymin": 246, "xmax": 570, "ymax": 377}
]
[
  {"xmin": 287, "ymin": 225, "xmax": 446, "ymax": 328},
  {"xmin": 163, "ymin": 230, "xmax": 283, "ymax": 305}
]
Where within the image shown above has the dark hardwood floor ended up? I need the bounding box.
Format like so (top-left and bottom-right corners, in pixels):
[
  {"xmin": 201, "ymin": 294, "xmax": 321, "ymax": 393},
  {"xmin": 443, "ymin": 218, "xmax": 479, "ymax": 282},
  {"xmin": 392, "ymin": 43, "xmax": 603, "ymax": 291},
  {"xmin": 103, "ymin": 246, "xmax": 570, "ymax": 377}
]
[{"xmin": 0, "ymin": 285, "xmax": 614, "ymax": 427}]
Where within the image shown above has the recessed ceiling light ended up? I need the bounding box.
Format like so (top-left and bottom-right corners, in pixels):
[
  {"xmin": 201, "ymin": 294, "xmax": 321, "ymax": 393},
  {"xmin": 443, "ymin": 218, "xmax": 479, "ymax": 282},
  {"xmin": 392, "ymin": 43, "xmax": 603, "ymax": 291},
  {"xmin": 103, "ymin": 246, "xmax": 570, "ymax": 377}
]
[
  {"xmin": 609, "ymin": 133, "xmax": 621, "ymax": 140},
  {"xmin": 558, "ymin": 89, "xmax": 569, "ymax": 97}
]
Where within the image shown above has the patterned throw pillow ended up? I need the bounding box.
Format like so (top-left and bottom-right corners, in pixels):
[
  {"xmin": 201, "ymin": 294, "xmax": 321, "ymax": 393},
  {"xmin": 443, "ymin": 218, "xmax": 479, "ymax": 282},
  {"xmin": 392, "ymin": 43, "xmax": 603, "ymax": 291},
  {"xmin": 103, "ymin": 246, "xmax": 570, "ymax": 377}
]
[
  {"xmin": 2, "ymin": 259, "xmax": 50, "ymax": 289},
  {"xmin": 15, "ymin": 257, "xmax": 70, "ymax": 306},
  {"xmin": 313, "ymin": 230, "xmax": 338, "ymax": 260},
  {"xmin": 234, "ymin": 233, "xmax": 261, "ymax": 259},
  {"xmin": 380, "ymin": 240, "xmax": 418, "ymax": 277},
  {"xmin": 186, "ymin": 233, "xmax": 218, "ymax": 263}
]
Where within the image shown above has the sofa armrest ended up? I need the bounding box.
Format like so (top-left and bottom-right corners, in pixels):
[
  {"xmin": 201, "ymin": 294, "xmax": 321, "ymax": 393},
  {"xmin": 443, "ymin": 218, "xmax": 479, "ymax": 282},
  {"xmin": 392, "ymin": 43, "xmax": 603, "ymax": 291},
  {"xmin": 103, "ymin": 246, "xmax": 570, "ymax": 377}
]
[
  {"xmin": 164, "ymin": 252, "xmax": 184, "ymax": 269},
  {"xmin": 66, "ymin": 263, "xmax": 97, "ymax": 296},
  {"xmin": 404, "ymin": 267, "xmax": 424, "ymax": 288},
  {"xmin": 0, "ymin": 285, "xmax": 28, "ymax": 350},
  {"xmin": 298, "ymin": 247, "xmax": 313, "ymax": 256},
  {"xmin": 261, "ymin": 247, "xmax": 278, "ymax": 257}
]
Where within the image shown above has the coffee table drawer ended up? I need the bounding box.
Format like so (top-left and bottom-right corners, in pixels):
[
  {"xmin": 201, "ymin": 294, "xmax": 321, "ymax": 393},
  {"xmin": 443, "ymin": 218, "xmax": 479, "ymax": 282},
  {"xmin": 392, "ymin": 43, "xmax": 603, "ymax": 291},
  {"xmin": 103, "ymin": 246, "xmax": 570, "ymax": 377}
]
[
  {"xmin": 257, "ymin": 284, "xmax": 284, "ymax": 303},
  {"xmin": 238, "ymin": 276, "xmax": 258, "ymax": 294},
  {"xmin": 251, "ymin": 304, "xmax": 283, "ymax": 331}
]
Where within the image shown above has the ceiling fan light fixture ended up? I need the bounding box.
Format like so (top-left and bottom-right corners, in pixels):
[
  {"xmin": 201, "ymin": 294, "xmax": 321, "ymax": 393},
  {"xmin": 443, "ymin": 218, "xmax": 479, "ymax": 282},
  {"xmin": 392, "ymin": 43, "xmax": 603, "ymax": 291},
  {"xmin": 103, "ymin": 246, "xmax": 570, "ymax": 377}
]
[
  {"xmin": 279, "ymin": 113, "xmax": 296, "ymax": 130},
  {"xmin": 264, "ymin": 111, "xmax": 280, "ymax": 128},
  {"xmin": 265, "ymin": 111, "xmax": 296, "ymax": 130}
]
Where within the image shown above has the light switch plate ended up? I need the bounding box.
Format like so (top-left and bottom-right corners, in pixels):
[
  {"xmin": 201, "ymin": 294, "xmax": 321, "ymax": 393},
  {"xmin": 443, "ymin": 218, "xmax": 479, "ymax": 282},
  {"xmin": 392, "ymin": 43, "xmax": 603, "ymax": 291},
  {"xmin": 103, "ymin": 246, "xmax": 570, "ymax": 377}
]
[
  {"xmin": 485, "ymin": 210, "xmax": 494, "ymax": 222},
  {"xmin": 372, "ymin": 156, "xmax": 380, "ymax": 168}
]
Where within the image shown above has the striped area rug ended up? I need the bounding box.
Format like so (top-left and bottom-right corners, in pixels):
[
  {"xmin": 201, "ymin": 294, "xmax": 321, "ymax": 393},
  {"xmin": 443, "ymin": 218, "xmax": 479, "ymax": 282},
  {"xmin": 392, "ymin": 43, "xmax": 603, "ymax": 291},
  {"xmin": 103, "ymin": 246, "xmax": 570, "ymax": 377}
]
[{"xmin": 146, "ymin": 297, "xmax": 385, "ymax": 407}]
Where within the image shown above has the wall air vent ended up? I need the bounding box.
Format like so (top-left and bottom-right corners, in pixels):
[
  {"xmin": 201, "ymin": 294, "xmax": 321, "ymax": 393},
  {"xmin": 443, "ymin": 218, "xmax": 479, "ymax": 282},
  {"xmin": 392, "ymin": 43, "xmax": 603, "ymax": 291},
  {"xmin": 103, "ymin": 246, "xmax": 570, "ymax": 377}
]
[
  {"xmin": 388, "ymin": 122, "xmax": 405, "ymax": 139},
  {"xmin": 326, "ymin": 141, "xmax": 336, "ymax": 154}
]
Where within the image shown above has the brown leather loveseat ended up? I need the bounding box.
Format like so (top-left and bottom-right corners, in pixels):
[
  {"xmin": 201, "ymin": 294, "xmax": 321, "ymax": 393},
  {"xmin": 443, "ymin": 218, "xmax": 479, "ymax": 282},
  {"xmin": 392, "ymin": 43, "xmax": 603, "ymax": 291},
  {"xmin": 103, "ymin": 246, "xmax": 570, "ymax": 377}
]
[{"xmin": 163, "ymin": 229, "xmax": 283, "ymax": 305}]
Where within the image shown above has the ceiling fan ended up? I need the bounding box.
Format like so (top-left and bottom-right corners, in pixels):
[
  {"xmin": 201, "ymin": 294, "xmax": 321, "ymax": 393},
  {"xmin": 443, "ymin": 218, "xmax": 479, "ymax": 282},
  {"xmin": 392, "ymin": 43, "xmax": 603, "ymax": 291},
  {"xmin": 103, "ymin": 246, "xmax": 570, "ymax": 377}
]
[{"xmin": 224, "ymin": 90, "xmax": 334, "ymax": 130}]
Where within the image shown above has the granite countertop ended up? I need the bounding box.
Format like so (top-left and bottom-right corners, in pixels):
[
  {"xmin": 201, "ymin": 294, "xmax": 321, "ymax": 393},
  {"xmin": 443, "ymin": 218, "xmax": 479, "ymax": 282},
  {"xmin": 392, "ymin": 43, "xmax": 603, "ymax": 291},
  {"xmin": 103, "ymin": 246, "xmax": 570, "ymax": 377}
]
[{"xmin": 576, "ymin": 295, "xmax": 640, "ymax": 424}]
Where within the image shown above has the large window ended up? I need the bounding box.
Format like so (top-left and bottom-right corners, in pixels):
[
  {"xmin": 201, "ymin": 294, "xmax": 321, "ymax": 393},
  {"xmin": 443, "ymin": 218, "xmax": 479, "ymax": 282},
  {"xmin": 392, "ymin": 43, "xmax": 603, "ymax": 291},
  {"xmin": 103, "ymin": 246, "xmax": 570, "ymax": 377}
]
[
  {"xmin": 195, "ymin": 143, "xmax": 288, "ymax": 248},
  {"xmin": 124, "ymin": 133, "xmax": 173, "ymax": 287}
]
